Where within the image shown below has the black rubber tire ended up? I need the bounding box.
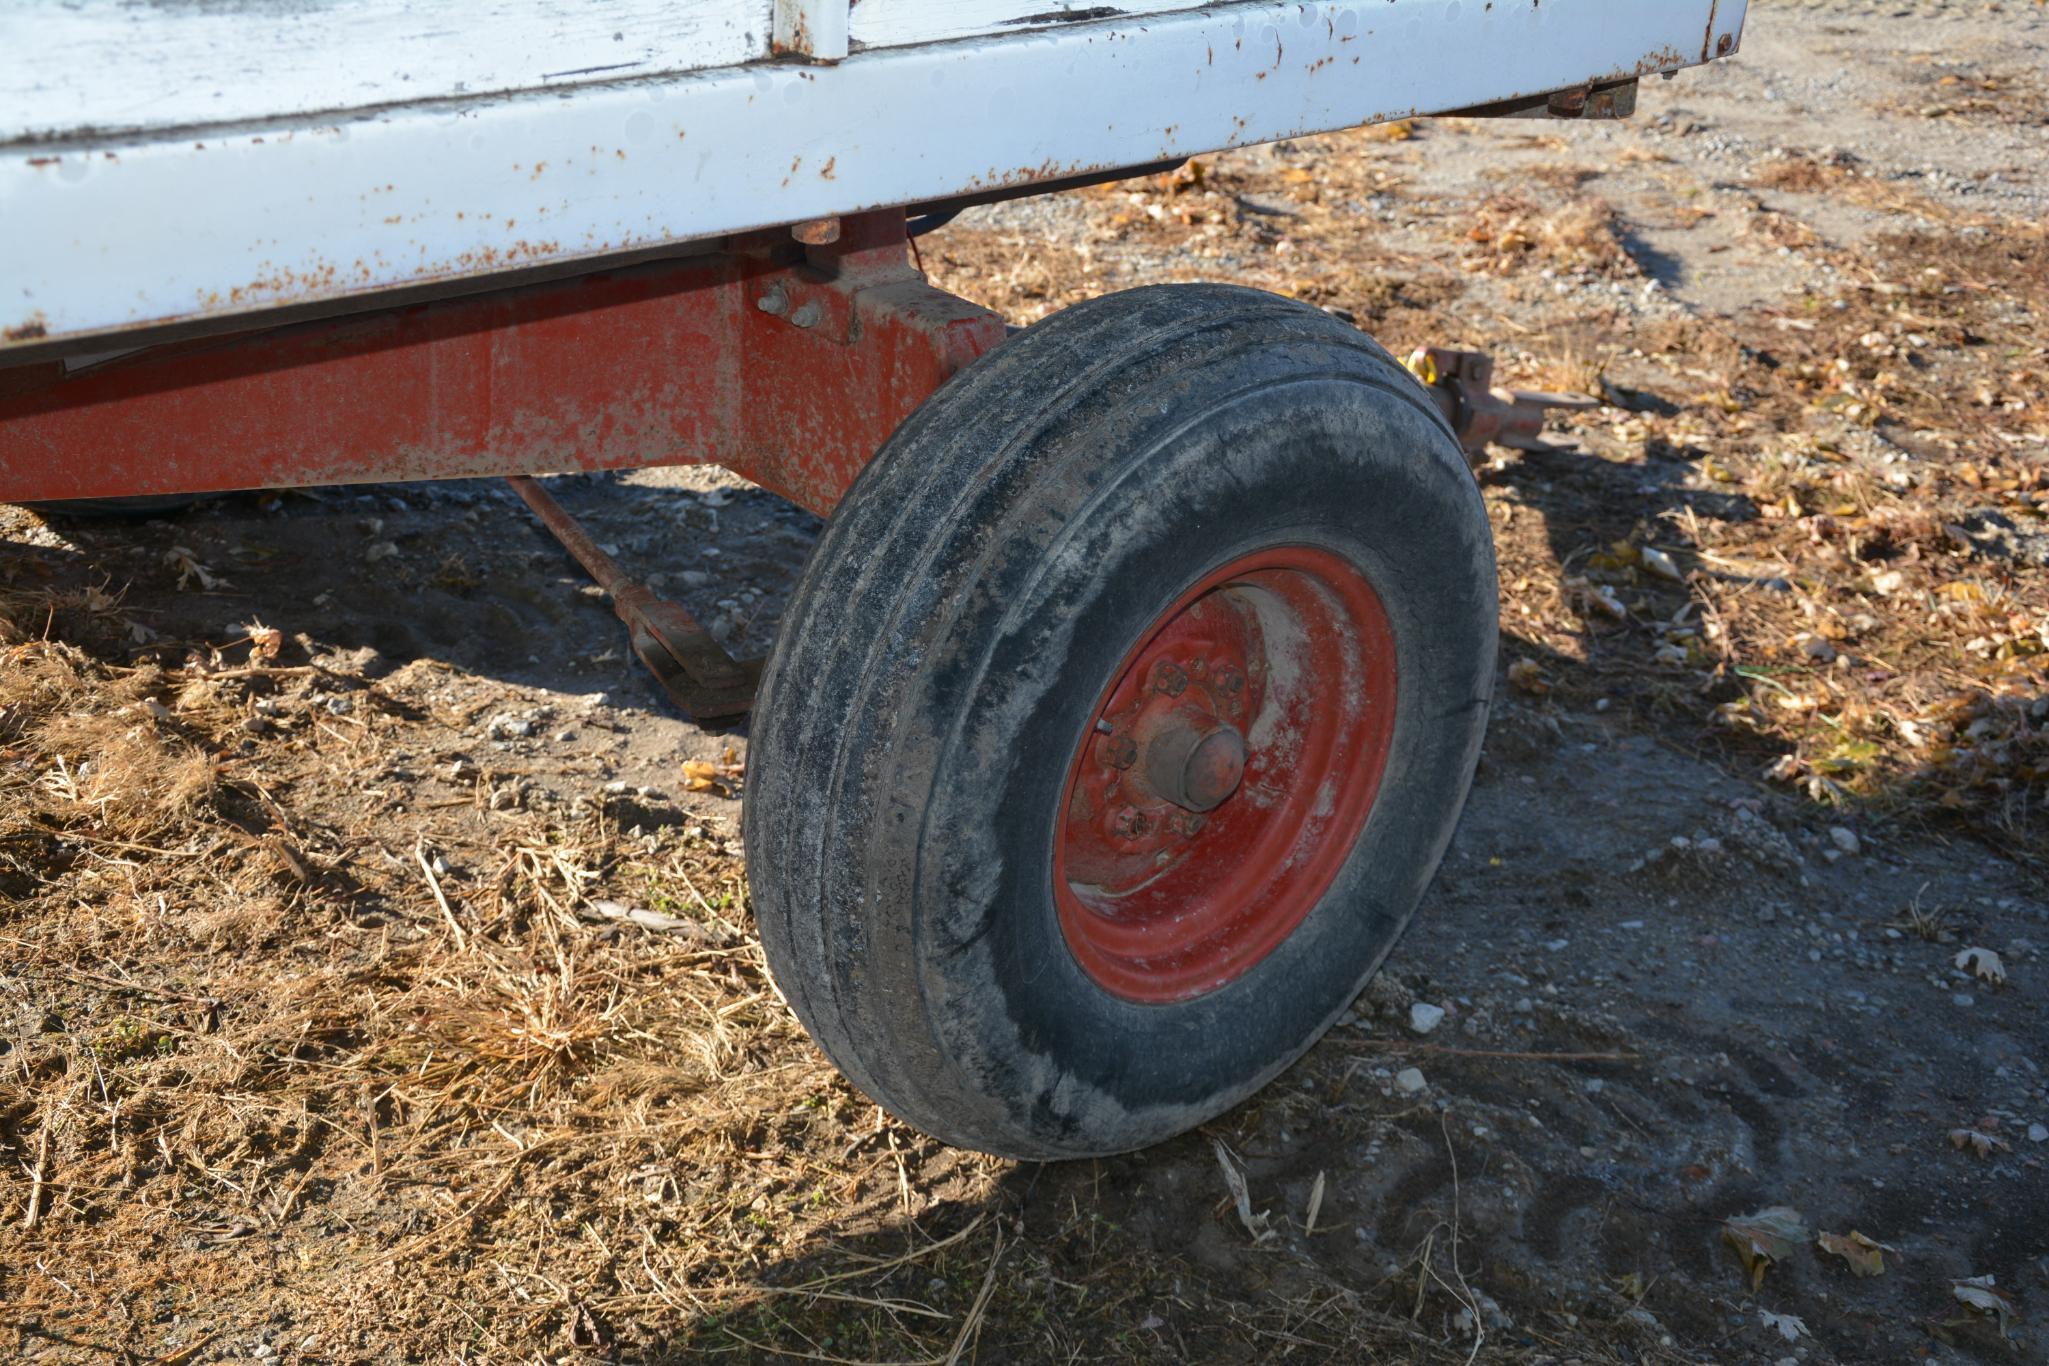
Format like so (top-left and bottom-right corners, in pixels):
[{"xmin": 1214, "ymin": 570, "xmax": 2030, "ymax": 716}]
[{"xmin": 745, "ymin": 284, "xmax": 1496, "ymax": 1159}]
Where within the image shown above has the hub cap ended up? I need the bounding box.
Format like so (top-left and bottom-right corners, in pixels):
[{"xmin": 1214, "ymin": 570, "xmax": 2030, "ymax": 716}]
[{"xmin": 1053, "ymin": 546, "xmax": 1398, "ymax": 1003}]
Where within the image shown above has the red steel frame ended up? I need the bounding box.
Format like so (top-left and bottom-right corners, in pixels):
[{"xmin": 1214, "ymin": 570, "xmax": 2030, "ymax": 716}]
[{"xmin": 0, "ymin": 213, "xmax": 1005, "ymax": 517}]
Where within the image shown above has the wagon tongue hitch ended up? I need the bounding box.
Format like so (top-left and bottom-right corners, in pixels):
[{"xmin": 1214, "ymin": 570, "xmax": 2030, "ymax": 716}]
[
  {"xmin": 506, "ymin": 475, "xmax": 761, "ymax": 721},
  {"xmin": 1404, "ymin": 347, "xmax": 1601, "ymax": 462}
]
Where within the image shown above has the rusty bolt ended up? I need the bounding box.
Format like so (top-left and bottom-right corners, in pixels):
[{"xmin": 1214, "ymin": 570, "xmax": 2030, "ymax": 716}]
[
  {"xmin": 1717, "ymin": 32, "xmax": 1734, "ymax": 56},
  {"xmin": 1101, "ymin": 732, "xmax": 1137, "ymax": 770},
  {"xmin": 1152, "ymin": 661, "xmax": 1188, "ymax": 697},
  {"xmin": 1110, "ymin": 806, "xmax": 1149, "ymax": 839},
  {"xmin": 756, "ymin": 285, "xmax": 789, "ymax": 317},
  {"xmin": 1172, "ymin": 810, "xmax": 1207, "ymax": 837},
  {"xmin": 1214, "ymin": 665, "xmax": 1245, "ymax": 696},
  {"xmin": 789, "ymin": 301, "xmax": 824, "ymax": 329},
  {"xmin": 1546, "ymin": 86, "xmax": 1590, "ymax": 118}
]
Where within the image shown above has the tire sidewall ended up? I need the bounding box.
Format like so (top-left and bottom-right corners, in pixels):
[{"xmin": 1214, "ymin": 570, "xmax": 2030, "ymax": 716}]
[{"xmin": 881, "ymin": 363, "xmax": 1495, "ymax": 1155}]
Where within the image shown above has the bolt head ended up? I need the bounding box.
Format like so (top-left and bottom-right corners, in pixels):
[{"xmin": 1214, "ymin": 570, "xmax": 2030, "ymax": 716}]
[
  {"xmin": 1153, "ymin": 661, "xmax": 1188, "ymax": 696},
  {"xmin": 1101, "ymin": 732, "xmax": 1138, "ymax": 770}
]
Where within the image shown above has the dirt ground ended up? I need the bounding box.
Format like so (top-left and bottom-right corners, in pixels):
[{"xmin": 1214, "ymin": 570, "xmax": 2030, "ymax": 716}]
[{"xmin": 4, "ymin": 1, "xmax": 2047, "ymax": 1362}]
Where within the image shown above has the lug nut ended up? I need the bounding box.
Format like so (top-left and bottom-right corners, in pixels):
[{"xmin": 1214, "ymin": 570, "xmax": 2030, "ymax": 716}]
[
  {"xmin": 1110, "ymin": 805, "xmax": 1145, "ymax": 838},
  {"xmin": 1153, "ymin": 661, "xmax": 1188, "ymax": 696},
  {"xmin": 1100, "ymin": 732, "xmax": 1137, "ymax": 770},
  {"xmin": 1172, "ymin": 810, "xmax": 1208, "ymax": 837}
]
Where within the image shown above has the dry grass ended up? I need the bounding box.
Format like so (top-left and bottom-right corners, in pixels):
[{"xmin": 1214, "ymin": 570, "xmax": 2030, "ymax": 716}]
[
  {"xmin": 1879, "ymin": 59, "xmax": 2049, "ymax": 128},
  {"xmin": 1460, "ymin": 194, "xmax": 1638, "ymax": 279},
  {"xmin": 1747, "ymin": 150, "xmax": 1996, "ymax": 229},
  {"xmin": 932, "ymin": 126, "xmax": 2048, "ymax": 860},
  {"xmin": 1547, "ymin": 226, "xmax": 2049, "ymax": 844},
  {"xmin": 1, "ymin": 589, "xmax": 1514, "ymax": 1361}
]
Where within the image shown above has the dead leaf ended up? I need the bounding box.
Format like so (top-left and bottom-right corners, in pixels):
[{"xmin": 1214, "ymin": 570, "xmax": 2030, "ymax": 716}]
[
  {"xmin": 1304, "ymin": 1169, "xmax": 1326, "ymax": 1236},
  {"xmin": 164, "ymin": 547, "xmax": 224, "ymax": 591},
  {"xmin": 1951, "ymin": 1275, "xmax": 2018, "ymax": 1338},
  {"xmin": 1795, "ymin": 633, "xmax": 1839, "ymax": 664},
  {"xmin": 1760, "ymin": 1309, "xmax": 1809, "ymax": 1343},
  {"xmin": 1816, "ymin": 1229, "xmax": 1894, "ymax": 1277},
  {"xmin": 1722, "ymin": 1206, "xmax": 1806, "ymax": 1289},
  {"xmin": 1949, "ymin": 1128, "xmax": 2010, "ymax": 1158},
  {"xmin": 1506, "ymin": 658, "xmax": 1550, "ymax": 695},
  {"xmin": 190, "ymin": 1217, "xmax": 257, "ymax": 1243},
  {"xmin": 1641, "ymin": 546, "xmax": 1684, "ymax": 582},
  {"xmin": 1566, "ymin": 578, "xmax": 1627, "ymax": 620},
  {"xmin": 682, "ymin": 748, "xmax": 748, "ymax": 793},
  {"xmin": 1954, "ymin": 946, "xmax": 2006, "ymax": 986},
  {"xmin": 265, "ymin": 835, "xmax": 310, "ymax": 884},
  {"xmin": 584, "ymin": 898, "xmax": 720, "ymax": 942},
  {"xmin": 1211, "ymin": 1139, "xmax": 1272, "ymax": 1244}
]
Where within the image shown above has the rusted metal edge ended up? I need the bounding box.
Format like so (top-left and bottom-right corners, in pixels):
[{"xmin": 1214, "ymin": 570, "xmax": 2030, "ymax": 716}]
[{"xmin": 1441, "ymin": 78, "xmax": 1640, "ymax": 122}]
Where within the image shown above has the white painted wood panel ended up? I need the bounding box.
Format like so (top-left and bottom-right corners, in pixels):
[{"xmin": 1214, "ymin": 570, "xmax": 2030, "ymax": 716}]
[
  {"xmin": 0, "ymin": 1, "xmax": 776, "ymax": 146},
  {"xmin": 3, "ymin": 0, "xmax": 1749, "ymax": 348},
  {"xmin": 850, "ymin": 0, "xmax": 1204, "ymax": 52}
]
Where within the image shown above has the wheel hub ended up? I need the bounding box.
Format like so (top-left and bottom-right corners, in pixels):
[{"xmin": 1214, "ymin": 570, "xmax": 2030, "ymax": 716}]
[
  {"xmin": 1059, "ymin": 601, "xmax": 1269, "ymax": 891},
  {"xmin": 1143, "ymin": 706, "xmax": 1245, "ymax": 814},
  {"xmin": 1053, "ymin": 545, "xmax": 1398, "ymax": 1003}
]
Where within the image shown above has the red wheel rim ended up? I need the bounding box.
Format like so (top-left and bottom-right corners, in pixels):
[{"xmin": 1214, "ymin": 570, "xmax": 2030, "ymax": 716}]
[{"xmin": 1052, "ymin": 546, "xmax": 1398, "ymax": 1003}]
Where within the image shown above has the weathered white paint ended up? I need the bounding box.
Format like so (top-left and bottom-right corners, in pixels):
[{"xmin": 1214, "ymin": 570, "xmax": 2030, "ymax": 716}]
[
  {"xmin": 2, "ymin": 0, "xmax": 1748, "ymax": 350},
  {"xmin": 850, "ymin": 0, "xmax": 1205, "ymax": 53},
  {"xmin": 0, "ymin": 1, "xmax": 774, "ymax": 145},
  {"xmin": 776, "ymin": 0, "xmax": 851, "ymax": 60}
]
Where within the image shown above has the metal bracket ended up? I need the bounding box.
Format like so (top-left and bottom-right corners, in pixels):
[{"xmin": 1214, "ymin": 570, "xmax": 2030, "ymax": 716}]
[
  {"xmin": 507, "ymin": 475, "xmax": 761, "ymax": 721},
  {"xmin": 1405, "ymin": 347, "xmax": 1601, "ymax": 463}
]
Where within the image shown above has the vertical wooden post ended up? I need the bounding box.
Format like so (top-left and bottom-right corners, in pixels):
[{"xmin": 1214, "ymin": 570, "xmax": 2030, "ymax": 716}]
[{"xmin": 772, "ymin": 0, "xmax": 849, "ymax": 61}]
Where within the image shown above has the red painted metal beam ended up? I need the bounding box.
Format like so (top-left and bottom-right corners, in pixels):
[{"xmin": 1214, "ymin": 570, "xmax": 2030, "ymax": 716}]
[{"xmin": 0, "ymin": 214, "xmax": 1005, "ymax": 517}]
